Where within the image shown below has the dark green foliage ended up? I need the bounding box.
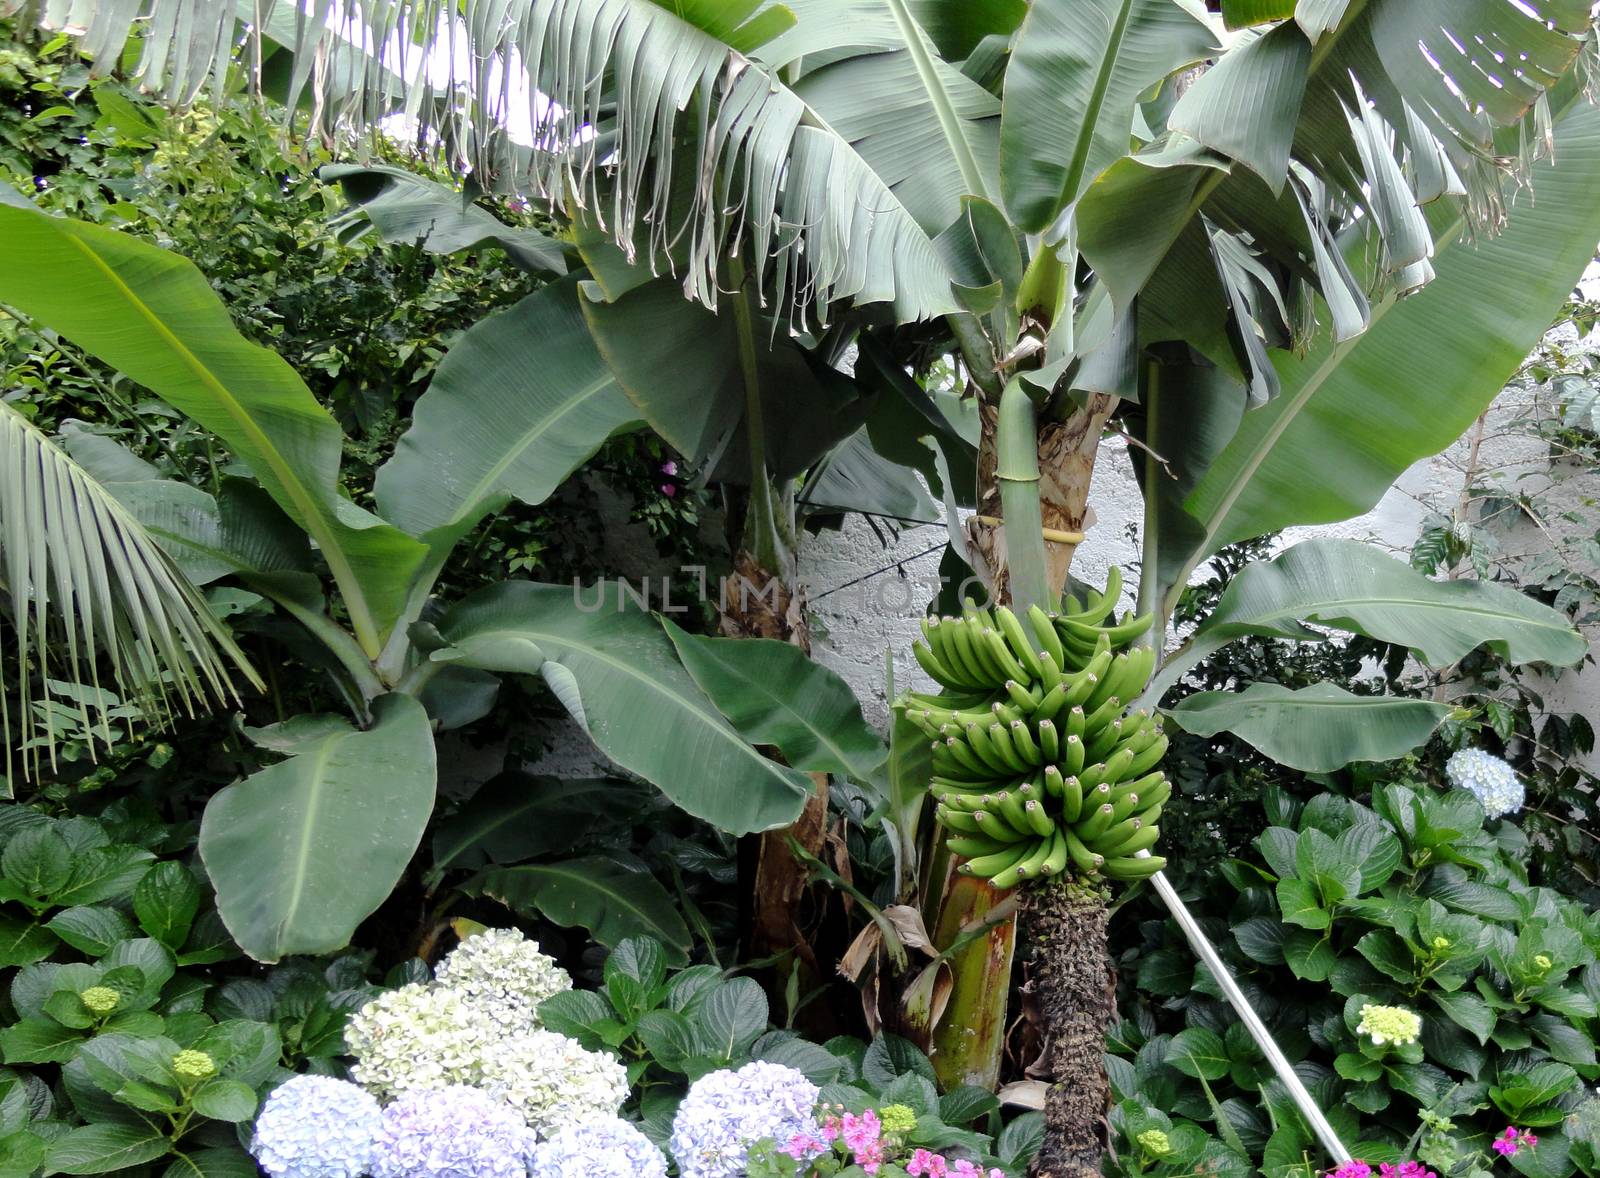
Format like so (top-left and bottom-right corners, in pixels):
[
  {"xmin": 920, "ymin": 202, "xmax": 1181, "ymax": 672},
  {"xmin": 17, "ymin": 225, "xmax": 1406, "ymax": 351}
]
[
  {"xmin": 1108, "ymin": 780, "xmax": 1600, "ymax": 1178},
  {"xmin": 0, "ymin": 801, "xmax": 379, "ymax": 1175}
]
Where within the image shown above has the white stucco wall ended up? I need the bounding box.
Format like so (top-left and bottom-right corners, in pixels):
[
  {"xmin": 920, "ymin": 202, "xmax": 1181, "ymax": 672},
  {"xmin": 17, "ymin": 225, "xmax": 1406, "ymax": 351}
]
[{"xmin": 800, "ymin": 280, "xmax": 1600, "ymax": 771}]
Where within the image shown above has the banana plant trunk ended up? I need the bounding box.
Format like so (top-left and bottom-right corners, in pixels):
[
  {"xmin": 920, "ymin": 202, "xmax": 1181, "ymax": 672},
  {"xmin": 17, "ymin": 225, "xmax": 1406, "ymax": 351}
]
[{"xmin": 931, "ymin": 384, "xmax": 1118, "ymax": 1174}]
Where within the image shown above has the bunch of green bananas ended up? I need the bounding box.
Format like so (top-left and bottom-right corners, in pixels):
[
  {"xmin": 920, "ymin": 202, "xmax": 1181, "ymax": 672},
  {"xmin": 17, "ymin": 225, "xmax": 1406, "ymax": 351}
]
[{"xmin": 899, "ymin": 567, "xmax": 1169, "ymax": 891}]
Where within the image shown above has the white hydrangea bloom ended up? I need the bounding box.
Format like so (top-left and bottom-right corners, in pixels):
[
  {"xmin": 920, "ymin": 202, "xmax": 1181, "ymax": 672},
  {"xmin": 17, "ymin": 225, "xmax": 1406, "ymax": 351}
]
[
  {"xmin": 434, "ymin": 928, "xmax": 571, "ymax": 1032},
  {"xmin": 344, "ymin": 984, "xmax": 499, "ymax": 1098},
  {"xmin": 669, "ymin": 1063, "xmax": 820, "ymax": 1178},
  {"xmin": 531, "ymin": 1117, "xmax": 668, "ymax": 1178},
  {"xmin": 1445, "ymin": 748, "xmax": 1525, "ymax": 819},
  {"xmin": 478, "ymin": 1029, "xmax": 629, "ymax": 1136}
]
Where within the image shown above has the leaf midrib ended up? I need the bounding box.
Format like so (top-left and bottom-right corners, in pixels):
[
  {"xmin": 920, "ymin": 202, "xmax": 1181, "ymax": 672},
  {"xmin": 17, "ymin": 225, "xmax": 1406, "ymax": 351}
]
[
  {"xmin": 485, "ymin": 860, "xmax": 674, "ymax": 937},
  {"xmin": 1054, "ymin": 0, "xmax": 1140, "ymax": 211},
  {"xmin": 434, "ymin": 370, "xmax": 622, "ymax": 533},
  {"xmin": 276, "ymin": 733, "xmax": 344, "ymax": 949},
  {"xmin": 55, "ymin": 226, "xmax": 382, "ymax": 656},
  {"xmin": 691, "ymin": 645, "xmax": 873, "ymax": 776},
  {"xmin": 1223, "ymin": 594, "xmax": 1576, "ymax": 635},
  {"xmin": 469, "ymin": 624, "xmax": 803, "ymax": 787}
]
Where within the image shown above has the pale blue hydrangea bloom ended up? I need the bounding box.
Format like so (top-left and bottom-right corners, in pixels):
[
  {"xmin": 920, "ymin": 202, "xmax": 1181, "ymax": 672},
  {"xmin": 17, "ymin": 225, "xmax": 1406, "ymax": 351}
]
[
  {"xmin": 250, "ymin": 1075, "xmax": 383, "ymax": 1178},
  {"xmin": 669, "ymin": 1062, "xmax": 820, "ymax": 1178},
  {"xmin": 1446, "ymin": 748, "xmax": 1525, "ymax": 819},
  {"xmin": 369, "ymin": 1086, "xmax": 536, "ymax": 1178},
  {"xmin": 531, "ymin": 1116, "xmax": 668, "ymax": 1178}
]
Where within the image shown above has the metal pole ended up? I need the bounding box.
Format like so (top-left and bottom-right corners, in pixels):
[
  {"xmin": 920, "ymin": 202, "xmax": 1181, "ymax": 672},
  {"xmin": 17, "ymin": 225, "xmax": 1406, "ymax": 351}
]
[{"xmin": 1140, "ymin": 854, "xmax": 1353, "ymax": 1165}]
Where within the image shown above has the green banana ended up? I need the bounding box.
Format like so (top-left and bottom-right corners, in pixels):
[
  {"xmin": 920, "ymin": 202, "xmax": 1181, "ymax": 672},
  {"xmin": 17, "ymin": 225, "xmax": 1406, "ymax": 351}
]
[
  {"xmin": 1098, "ymin": 822, "xmax": 1161, "ymax": 858},
  {"xmin": 1076, "ymin": 801, "xmax": 1117, "ymax": 842},
  {"xmin": 1101, "ymin": 854, "xmax": 1166, "ymax": 880},
  {"xmin": 1038, "ymin": 829, "xmax": 1070, "ymax": 877},
  {"xmin": 1126, "ymin": 733, "xmax": 1170, "ymax": 778},
  {"xmin": 1088, "ymin": 815, "xmax": 1142, "ymax": 852},
  {"xmin": 936, "ymin": 805, "xmax": 985, "ymax": 834},
  {"xmin": 990, "ymin": 835, "xmax": 1054, "ymax": 889},
  {"xmin": 1084, "ymin": 718, "xmax": 1124, "ymax": 763},
  {"xmin": 959, "ymin": 841, "xmax": 1033, "ymax": 877},
  {"xmin": 946, "ymin": 834, "xmax": 1014, "ymax": 858},
  {"xmin": 973, "ymin": 809, "xmax": 1028, "ymax": 843},
  {"xmin": 1028, "ymin": 604, "xmax": 1066, "ymax": 670},
  {"xmin": 1059, "ymin": 773, "xmax": 1084, "ymax": 823},
  {"xmin": 994, "ymin": 607, "xmax": 1044, "ymax": 681},
  {"xmin": 1063, "ymin": 828, "xmax": 1105, "ymax": 874},
  {"xmin": 1037, "ymin": 719, "xmax": 1060, "ymax": 762},
  {"xmin": 1009, "ymin": 720, "xmax": 1043, "ymax": 766},
  {"xmin": 1023, "ymin": 799, "xmax": 1056, "ymax": 838}
]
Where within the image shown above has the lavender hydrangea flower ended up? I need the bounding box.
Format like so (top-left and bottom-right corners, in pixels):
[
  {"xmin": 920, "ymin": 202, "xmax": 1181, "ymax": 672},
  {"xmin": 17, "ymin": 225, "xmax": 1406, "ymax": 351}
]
[
  {"xmin": 369, "ymin": 1087, "xmax": 536, "ymax": 1178},
  {"xmin": 250, "ymin": 1075, "xmax": 383, "ymax": 1178},
  {"xmin": 669, "ymin": 1062, "xmax": 820, "ymax": 1178},
  {"xmin": 1446, "ymin": 748, "xmax": 1525, "ymax": 819},
  {"xmin": 531, "ymin": 1116, "xmax": 668, "ymax": 1178}
]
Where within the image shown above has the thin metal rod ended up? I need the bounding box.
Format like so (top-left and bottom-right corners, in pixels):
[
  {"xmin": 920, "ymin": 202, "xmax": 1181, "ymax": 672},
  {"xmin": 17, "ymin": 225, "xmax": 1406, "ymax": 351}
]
[{"xmin": 1144, "ymin": 859, "xmax": 1353, "ymax": 1164}]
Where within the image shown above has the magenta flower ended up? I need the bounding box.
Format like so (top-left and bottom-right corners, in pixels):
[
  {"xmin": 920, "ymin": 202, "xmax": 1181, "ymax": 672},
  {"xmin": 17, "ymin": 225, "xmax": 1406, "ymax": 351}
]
[
  {"xmin": 840, "ymin": 1111, "xmax": 880, "ymax": 1153},
  {"xmin": 660, "ymin": 483, "xmax": 677, "ymax": 497},
  {"xmin": 1377, "ymin": 1162, "xmax": 1437, "ymax": 1178},
  {"xmin": 661, "ymin": 461, "xmax": 679, "ymax": 477},
  {"xmin": 907, "ymin": 1150, "xmax": 948, "ymax": 1178},
  {"xmin": 1330, "ymin": 1163, "xmax": 1372, "ymax": 1178}
]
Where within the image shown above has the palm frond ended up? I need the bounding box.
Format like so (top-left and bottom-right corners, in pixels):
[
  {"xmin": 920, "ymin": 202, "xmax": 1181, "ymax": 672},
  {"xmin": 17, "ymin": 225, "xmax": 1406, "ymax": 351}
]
[{"xmin": 0, "ymin": 403, "xmax": 258, "ymax": 779}]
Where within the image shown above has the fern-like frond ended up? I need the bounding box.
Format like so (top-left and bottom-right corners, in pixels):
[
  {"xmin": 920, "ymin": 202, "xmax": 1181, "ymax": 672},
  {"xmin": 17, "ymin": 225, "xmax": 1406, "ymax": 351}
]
[{"xmin": 0, "ymin": 403, "xmax": 258, "ymax": 779}]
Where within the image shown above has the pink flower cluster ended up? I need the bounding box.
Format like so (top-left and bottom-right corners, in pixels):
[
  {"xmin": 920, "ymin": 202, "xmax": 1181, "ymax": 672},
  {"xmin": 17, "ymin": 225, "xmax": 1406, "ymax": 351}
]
[
  {"xmin": 1330, "ymin": 1161, "xmax": 1437, "ymax": 1178},
  {"xmin": 781, "ymin": 1109, "xmax": 1000, "ymax": 1178},
  {"xmin": 905, "ymin": 1148, "xmax": 1003, "ymax": 1178},
  {"xmin": 1492, "ymin": 1128, "xmax": 1538, "ymax": 1158}
]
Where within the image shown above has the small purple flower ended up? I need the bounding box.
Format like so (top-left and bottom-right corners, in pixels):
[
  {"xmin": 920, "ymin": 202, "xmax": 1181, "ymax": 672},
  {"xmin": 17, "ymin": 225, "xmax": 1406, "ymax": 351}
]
[{"xmin": 661, "ymin": 461, "xmax": 679, "ymax": 477}]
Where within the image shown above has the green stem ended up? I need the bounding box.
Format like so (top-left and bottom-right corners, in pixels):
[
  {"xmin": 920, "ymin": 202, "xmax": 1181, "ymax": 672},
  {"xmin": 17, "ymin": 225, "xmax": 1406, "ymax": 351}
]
[
  {"xmin": 948, "ymin": 313, "xmax": 1002, "ymax": 397},
  {"xmin": 1137, "ymin": 361, "xmax": 1166, "ymax": 657},
  {"xmin": 995, "ymin": 379, "xmax": 1051, "ymax": 612},
  {"xmin": 374, "ymin": 545, "xmax": 451, "ymax": 686},
  {"xmin": 727, "ymin": 257, "xmax": 788, "ymax": 574},
  {"xmin": 242, "ymin": 576, "xmax": 382, "ymax": 711}
]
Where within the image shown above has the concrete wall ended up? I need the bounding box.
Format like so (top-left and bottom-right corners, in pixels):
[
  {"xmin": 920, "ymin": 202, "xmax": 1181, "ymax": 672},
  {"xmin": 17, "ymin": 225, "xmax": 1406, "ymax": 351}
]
[{"xmin": 800, "ymin": 280, "xmax": 1600, "ymax": 769}]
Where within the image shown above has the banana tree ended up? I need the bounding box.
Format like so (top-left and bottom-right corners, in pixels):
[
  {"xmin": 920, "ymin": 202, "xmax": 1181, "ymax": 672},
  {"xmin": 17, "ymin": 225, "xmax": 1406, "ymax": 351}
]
[
  {"xmin": 22, "ymin": 0, "xmax": 1600, "ymax": 1168},
  {"xmin": 0, "ymin": 192, "xmax": 906, "ymax": 967},
  {"xmin": 323, "ymin": 160, "xmax": 958, "ymax": 991}
]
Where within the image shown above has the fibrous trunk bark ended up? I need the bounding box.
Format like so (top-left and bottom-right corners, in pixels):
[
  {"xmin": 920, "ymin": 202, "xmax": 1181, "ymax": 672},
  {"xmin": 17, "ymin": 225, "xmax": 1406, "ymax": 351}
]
[
  {"xmin": 972, "ymin": 393, "xmax": 1118, "ymax": 596},
  {"xmin": 721, "ymin": 556, "xmax": 830, "ymax": 988},
  {"xmin": 1024, "ymin": 881, "xmax": 1116, "ymax": 1178}
]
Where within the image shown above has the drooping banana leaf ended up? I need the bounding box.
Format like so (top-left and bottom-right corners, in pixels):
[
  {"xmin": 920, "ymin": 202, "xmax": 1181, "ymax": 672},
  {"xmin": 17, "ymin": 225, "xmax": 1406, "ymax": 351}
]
[
  {"xmin": 374, "ymin": 278, "xmax": 642, "ymax": 546},
  {"xmin": 1149, "ymin": 97, "xmax": 1600, "ymax": 615},
  {"xmin": 198, "ymin": 693, "xmax": 436, "ymax": 961},
  {"xmin": 1144, "ymin": 539, "xmax": 1587, "ymax": 704},
  {"xmin": 469, "ymin": 854, "xmax": 693, "ymax": 965},
  {"xmin": 0, "ymin": 200, "xmax": 428, "ymax": 658},
  {"xmin": 663, "ymin": 621, "xmax": 889, "ymax": 789},
  {"xmin": 436, "ymin": 582, "xmax": 812, "ymax": 835},
  {"xmin": 1167, "ymin": 682, "xmax": 1452, "ymax": 773},
  {"xmin": 322, "ymin": 163, "xmax": 569, "ymax": 275}
]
